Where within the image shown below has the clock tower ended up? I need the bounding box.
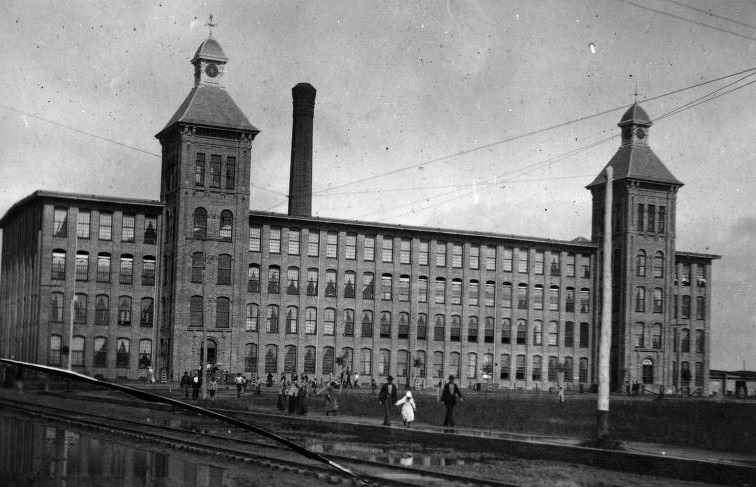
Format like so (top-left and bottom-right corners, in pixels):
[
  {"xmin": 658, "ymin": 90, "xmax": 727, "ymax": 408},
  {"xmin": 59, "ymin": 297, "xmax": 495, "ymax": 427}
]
[{"xmin": 192, "ymin": 37, "xmax": 228, "ymax": 88}]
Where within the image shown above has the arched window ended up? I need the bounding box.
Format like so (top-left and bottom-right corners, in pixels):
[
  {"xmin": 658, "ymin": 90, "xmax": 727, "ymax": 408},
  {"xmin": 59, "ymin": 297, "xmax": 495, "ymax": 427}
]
[
  {"xmin": 434, "ymin": 277, "xmax": 446, "ymax": 304},
  {"xmin": 501, "ymin": 318, "xmax": 511, "ymax": 344},
  {"xmin": 305, "ymin": 307, "xmax": 317, "ymax": 334},
  {"xmin": 653, "ymin": 288, "xmax": 663, "ymax": 313},
  {"xmin": 398, "ymin": 312, "xmax": 409, "ymax": 339},
  {"xmin": 307, "ymin": 268, "xmax": 319, "ymax": 296},
  {"xmin": 636, "ymin": 250, "xmax": 647, "ymax": 277},
  {"xmin": 449, "ymin": 352, "xmax": 461, "ymax": 379},
  {"xmin": 362, "ymin": 272, "xmax": 374, "ymax": 300},
  {"xmin": 140, "ymin": 297, "xmax": 154, "ymax": 327},
  {"xmin": 326, "ymin": 270, "xmax": 338, "ymax": 297},
  {"xmin": 635, "ymin": 287, "xmax": 646, "ymax": 312},
  {"xmin": 517, "ymin": 283, "xmax": 528, "ymax": 309},
  {"xmin": 324, "ymin": 308, "xmax": 335, "ymax": 335},
  {"xmin": 75, "ymin": 251, "xmax": 89, "ymax": 281},
  {"xmin": 533, "ymin": 320, "xmax": 543, "ymax": 345},
  {"xmin": 193, "ymin": 207, "xmax": 207, "ymax": 239},
  {"xmin": 533, "ymin": 285, "xmax": 544, "ymax": 310},
  {"xmin": 380, "ymin": 311, "xmax": 391, "ymax": 337},
  {"xmin": 565, "ymin": 287, "xmax": 575, "ymax": 312},
  {"xmin": 246, "ymin": 303, "xmax": 259, "ymax": 332},
  {"xmin": 653, "ymin": 251, "xmax": 664, "ymax": 278},
  {"xmin": 635, "ymin": 322, "xmax": 645, "ymax": 348},
  {"xmin": 118, "ymin": 296, "xmax": 132, "ymax": 326},
  {"xmin": 94, "ymin": 337, "xmax": 107, "ymax": 368},
  {"xmin": 192, "ymin": 252, "xmax": 205, "ymax": 283},
  {"xmin": 467, "ymin": 316, "xmax": 479, "ymax": 342},
  {"xmin": 217, "ymin": 254, "xmax": 232, "ymax": 285},
  {"xmin": 501, "ymin": 282, "xmax": 512, "ymax": 308},
  {"xmin": 652, "ymin": 323, "xmax": 663, "ymax": 349},
  {"xmin": 268, "ymin": 266, "xmax": 280, "ymax": 294},
  {"xmin": 516, "ymin": 319, "xmax": 527, "ymax": 344},
  {"xmin": 97, "ymin": 252, "xmax": 111, "ymax": 282},
  {"xmin": 415, "ymin": 350, "xmax": 427, "ymax": 378},
  {"xmin": 51, "ymin": 292, "xmax": 64, "ymax": 322},
  {"xmin": 547, "ymin": 320, "xmax": 558, "ymax": 346},
  {"xmin": 138, "ymin": 339, "xmax": 153, "ymax": 369},
  {"xmin": 379, "ymin": 349, "xmax": 391, "ymax": 376},
  {"xmin": 215, "ymin": 297, "xmax": 230, "ymax": 328},
  {"xmin": 484, "ymin": 316, "xmax": 494, "ymax": 343},
  {"xmin": 451, "ymin": 278, "xmax": 462, "ymax": 305},
  {"xmin": 548, "ymin": 356, "xmax": 558, "ymax": 382},
  {"xmin": 244, "ymin": 343, "xmax": 258, "ymax": 373},
  {"xmin": 450, "ymin": 315, "xmax": 462, "ymax": 341},
  {"xmin": 142, "ymin": 255, "xmax": 156, "ymax": 286},
  {"xmin": 433, "ymin": 351, "xmax": 444, "ymax": 379},
  {"xmin": 267, "ymin": 305, "xmax": 279, "ymax": 333},
  {"xmin": 360, "ymin": 348, "xmax": 372, "ymax": 375},
  {"xmin": 285, "ymin": 306, "xmax": 298, "ymax": 333},
  {"xmin": 284, "ymin": 345, "xmax": 297, "ymax": 373},
  {"xmin": 119, "ymin": 254, "xmax": 134, "ymax": 285},
  {"xmin": 361, "ymin": 310, "xmax": 373, "ymax": 337},
  {"xmin": 681, "ymin": 328, "xmax": 690, "ymax": 352},
  {"xmin": 52, "ymin": 249, "xmax": 66, "ymax": 280},
  {"xmin": 549, "ymin": 285, "xmax": 560, "ymax": 311},
  {"xmin": 500, "ymin": 353, "xmax": 511, "ymax": 380},
  {"xmin": 304, "ymin": 346, "xmax": 316, "ymax": 374},
  {"xmin": 579, "ymin": 288, "xmax": 590, "ymax": 313},
  {"xmin": 344, "ymin": 271, "xmax": 356, "ymax": 298},
  {"xmin": 341, "ymin": 347, "xmax": 354, "ymax": 373},
  {"xmin": 190, "ymin": 295, "xmax": 203, "ymax": 327},
  {"xmin": 563, "ymin": 356, "xmax": 574, "ymax": 382},
  {"xmin": 116, "ymin": 338, "xmax": 130, "ymax": 368},
  {"xmin": 49, "ymin": 335, "xmax": 62, "ymax": 366},
  {"xmin": 71, "ymin": 294, "xmax": 85, "ymax": 323},
  {"xmin": 695, "ymin": 329, "xmax": 704, "ymax": 353},
  {"xmin": 287, "ymin": 267, "xmax": 300, "ymax": 295},
  {"xmin": 219, "ymin": 210, "xmax": 233, "ymax": 241},
  {"xmin": 343, "ymin": 309, "xmax": 354, "ymax": 336},
  {"xmin": 247, "ymin": 264, "xmax": 260, "ymax": 292},
  {"xmin": 417, "ymin": 313, "xmax": 427, "ymax": 340},
  {"xmin": 322, "ymin": 346, "xmax": 334, "ymax": 375},
  {"xmin": 71, "ymin": 336, "xmax": 85, "ymax": 367},
  {"xmin": 579, "ymin": 357, "xmax": 589, "ymax": 383},
  {"xmin": 434, "ymin": 314, "xmax": 445, "ymax": 341},
  {"xmin": 642, "ymin": 358, "xmax": 654, "ymax": 384},
  {"xmin": 264, "ymin": 344, "xmax": 278, "ymax": 373},
  {"xmin": 466, "ymin": 352, "xmax": 478, "ymax": 379},
  {"xmin": 532, "ymin": 355, "xmax": 542, "ymax": 381}
]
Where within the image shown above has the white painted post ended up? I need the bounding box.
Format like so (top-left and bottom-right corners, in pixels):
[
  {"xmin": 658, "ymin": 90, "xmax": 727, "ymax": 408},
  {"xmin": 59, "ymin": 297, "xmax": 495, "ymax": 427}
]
[{"xmin": 597, "ymin": 166, "xmax": 613, "ymax": 443}]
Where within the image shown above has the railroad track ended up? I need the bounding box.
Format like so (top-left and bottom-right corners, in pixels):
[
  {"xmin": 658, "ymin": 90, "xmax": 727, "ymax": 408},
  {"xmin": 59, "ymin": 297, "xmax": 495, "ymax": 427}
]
[{"xmin": 0, "ymin": 394, "xmax": 517, "ymax": 487}]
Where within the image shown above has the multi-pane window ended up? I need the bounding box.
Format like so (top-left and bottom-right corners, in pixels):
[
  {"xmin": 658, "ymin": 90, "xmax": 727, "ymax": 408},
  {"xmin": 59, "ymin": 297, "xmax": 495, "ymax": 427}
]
[
  {"xmin": 193, "ymin": 208, "xmax": 207, "ymax": 239},
  {"xmin": 304, "ymin": 347, "xmax": 316, "ymax": 374},
  {"xmin": 484, "ymin": 317, "xmax": 494, "ymax": 343},
  {"xmin": 122, "ymin": 214, "xmax": 135, "ymax": 242},
  {"xmin": 286, "ymin": 306, "xmax": 298, "ymax": 333},
  {"xmin": 533, "ymin": 285, "xmax": 544, "ymax": 310},
  {"xmin": 682, "ymin": 295, "xmax": 691, "ymax": 318},
  {"xmin": 248, "ymin": 264, "xmax": 260, "ymax": 292},
  {"xmin": 118, "ymin": 296, "xmax": 132, "ymax": 326},
  {"xmin": 637, "ymin": 203, "xmax": 645, "ymax": 231},
  {"xmin": 533, "ymin": 320, "xmax": 542, "ymax": 345},
  {"xmin": 264, "ymin": 345, "xmax": 278, "ymax": 373},
  {"xmin": 658, "ymin": 206, "xmax": 666, "ymax": 233},
  {"xmin": 344, "ymin": 309, "xmax": 355, "ymax": 336},
  {"xmin": 140, "ymin": 298, "xmax": 154, "ymax": 327},
  {"xmin": 97, "ymin": 253, "xmax": 110, "ymax": 282},
  {"xmin": 268, "ymin": 266, "xmax": 280, "ymax": 294},
  {"xmin": 77, "ymin": 209, "xmax": 90, "ymax": 239},
  {"xmin": 681, "ymin": 328, "xmax": 690, "ymax": 352},
  {"xmin": 468, "ymin": 280, "xmax": 479, "ymax": 306},
  {"xmin": 503, "ymin": 248, "xmax": 513, "ymax": 272},
  {"xmin": 417, "ymin": 314, "xmax": 428, "ymax": 340},
  {"xmin": 516, "ymin": 249, "xmax": 528, "ymax": 273},
  {"xmin": 288, "ymin": 229, "xmax": 300, "ymax": 255},
  {"xmin": 485, "ymin": 281, "xmax": 495, "ymax": 307},
  {"xmin": 360, "ymin": 348, "xmax": 372, "ymax": 375},
  {"xmin": 306, "ymin": 268, "xmax": 318, "ymax": 296},
  {"xmin": 399, "ymin": 275, "xmax": 410, "ymax": 301},
  {"xmin": 94, "ymin": 337, "xmax": 107, "ymax": 368},
  {"xmin": 452, "ymin": 243, "xmax": 462, "ymax": 268},
  {"xmin": 516, "ymin": 355, "xmax": 526, "ymax": 380},
  {"xmin": 653, "ymin": 252, "xmax": 664, "ymax": 278},
  {"xmin": 534, "ymin": 250, "xmax": 544, "ymax": 274},
  {"xmin": 500, "ymin": 354, "xmax": 511, "ymax": 380},
  {"xmin": 267, "ymin": 305, "xmax": 279, "ymax": 333},
  {"xmin": 95, "ymin": 295, "xmax": 109, "ymax": 325},
  {"xmin": 363, "ymin": 235, "xmax": 375, "ymax": 261},
  {"xmin": 246, "ymin": 303, "xmax": 259, "ymax": 332},
  {"xmin": 380, "ymin": 311, "xmax": 391, "ymax": 337},
  {"xmin": 432, "ymin": 351, "xmax": 444, "ymax": 379},
  {"xmin": 635, "ymin": 287, "xmax": 646, "ymax": 312},
  {"xmin": 305, "ymin": 307, "xmax": 317, "ymax": 334},
  {"xmin": 470, "ymin": 244, "xmax": 479, "ymax": 269},
  {"xmin": 381, "ymin": 273, "xmax": 393, "ymax": 300},
  {"xmin": 547, "ymin": 321, "xmax": 558, "ymax": 346},
  {"xmin": 486, "ymin": 245, "xmax": 496, "ymax": 270},
  {"xmin": 344, "ymin": 271, "xmax": 356, "ymax": 298},
  {"xmin": 550, "ymin": 254, "xmax": 560, "ymax": 276},
  {"xmin": 418, "ymin": 276, "xmax": 428, "ymax": 303},
  {"xmin": 210, "ymin": 155, "xmax": 221, "ymax": 187},
  {"xmin": 361, "ymin": 311, "xmax": 373, "ymax": 337},
  {"xmin": 549, "ymin": 285, "xmax": 559, "ymax": 311},
  {"xmin": 190, "ymin": 295, "xmax": 204, "ymax": 327},
  {"xmin": 516, "ymin": 319, "xmax": 527, "ymax": 344},
  {"xmin": 53, "ymin": 207, "xmax": 68, "ymax": 237},
  {"xmin": 563, "ymin": 357, "xmax": 574, "ymax": 382},
  {"xmin": 565, "ymin": 287, "xmax": 575, "ymax": 312},
  {"xmin": 397, "ymin": 350, "xmax": 409, "ymax": 378},
  {"xmin": 249, "ymin": 225, "xmax": 262, "ymax": 251},
  {"xmin": 326, "ymin": 231, "xmax": 338, "ymax": 258},
  {"xmin": 325, "ymin": 269, "xmax": 338, "ymax": 297},
  {"xmin": 286, "ymin": 267, "xmax": 299, "ymax": 294},
  {"xmin": 324, "ymin": 308, "xmax": 335, "ymax": 335},
  {"xmin": 695, "ymin": 329, "xmax": 704, "ymax": 353},
  {"xmin": 451, "ymin": 279, "xmax": 462, "ymax": 305},
  {"xmin": 73, "ymin": 293, "xmax": 87, "ymax": 323},
  {"xmin": 653, "ymin": 288, "xmax": 664, "ymax": 313},
  {"xmin": 647, "ymin": 204, "xmax": 656, "ymax": 232},
  {"xmin": 637, "ymin": 250, "xmax": 646, "ymax": 277},
  {"xmin": 579, "ymin": 289, "xmax": 590, "ymax": 313},
  {"xmin": 579, "ymin": 357, "xmax": 589, "ymax": 383},
  {"xmin": 434, "ymin": 315, "xmax": 445, "ymax": 341},
  {"xmin": 501, "ymin": 318, "xmax": 511, "ymax": 344},
  {"xmin": 217, "ymin": 254, "xmax": 232, "ymax": 285},
  {"xmin": 362, "ymin": 272, "xmax": 374, "ymax": 299},
  {"xmin": 532, "ymin": 355, "xmax": 542, "ymax": 381},
  {"xmin": 450, "ymin": 315, "xmax": 462, "ymax": 341},
  {"xmin": 565, "ymin": 321, "xmax": 574, "ymax": 347},
  {"xmin": 195, "ymin": 153, "xmax": 205, "ymax": 186},
  {"xmin": 696, "ymin": 296, "xmax": 705, "ymax": 320},
  {"xmin": 191, "ymin": 252, "xmax": 204, "ymax": 283},
  {"xmin": 400, "ymin": 238, "xmax": 411, "ymax": 264},
  {"xmin": 652, "ymin": 324, "xmax": 662, "ymax": 349},
  {"xmin": 580, "ymin": 255, "xmax": 591, "ymax": 278},
  {"xmin": 467, "ymin": 316, "xmax": 478, "ymax": 342},
  {"xmin": 548, "ymin": 356, "xmax": 558, "ymax": 382},
  {"xmin": 99, "ymin": 212, "xmax": 113, "ymax": 240},
  {"xmin": 467, "ymin": 353, "xmax": 478, "ymax": 379},
  {"xmin": 379, "ymin": 349, "xmax": 391, "ymax": 376},
  {"xmin": 501, "ymin": 282, "xmax": 513, "ymax": 308},
  {"xmin": 142, "ymin": 256, "xmax": 156, "ymax": 286},
  {"xmin": 225, "ymin": 156, "xmax": 236, "ymax": 189},
  {"xmin": 244, "ymin": 343, "xmax": 258, "ymax": 373},
  {"xmin": 219, "ymin": 210, "xmax": 233, "ymax": 241},
  {"xmin": 434, "ymin": 277, "xmax": 446, "ymax": 304},
  {"xmin": 436, "ymin": 241, "xmax": 447, "ymax": 266},
  {"xmin": 382, "ymin": 236, "xmax": 393, "ymax": 262},
  {"xmin": 566, "ymin": 253, "xmax": 575, "ymax": 277},
  {"xmin": 49, "ymin": 335, "xmax": 62, "ymax": 366},
  {"xmin": 419, "ymin": 240, "xmax": 429, "ymax": 265},
  {"xmin": 308, "ymin": 230, "xmax": 320, "ymax": 256},
  {"xmin": 517, "ymin": 284, "xmax": 528, "ymax": 309},
  {"xmin": 116, "ymin": 338, "xmax": 130, "ymax": 369},
  {"xmin": 216, "ymin": 297, "xmax": 230, "ymax": 328},
  {"xmin": 345, "ymin": 233, "xmax": 356, "ymax": 260},
  {"xmin": 269, "ymin": 227, "xmax": 281, "ymax": 253},
  {"xmin": 398, "ymin": 312, "xmax": 409, "ymax": 339},
  {"xmin": 579, "ymin": 322, "xmax": 590, "ymax": 348},
  {"xmin": 75, "ymin": 251, "xmax": 89, "ymax": 281},
  {"xmin": 119, "ymin": 254, "xmax": 133, "ymax": 285}
]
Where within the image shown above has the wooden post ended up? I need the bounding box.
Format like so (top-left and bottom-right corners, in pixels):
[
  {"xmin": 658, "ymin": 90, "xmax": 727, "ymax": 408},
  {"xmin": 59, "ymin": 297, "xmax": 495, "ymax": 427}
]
[{"xmin": 597, "ymin": 166, "xmax": 613, "ymax": 444}]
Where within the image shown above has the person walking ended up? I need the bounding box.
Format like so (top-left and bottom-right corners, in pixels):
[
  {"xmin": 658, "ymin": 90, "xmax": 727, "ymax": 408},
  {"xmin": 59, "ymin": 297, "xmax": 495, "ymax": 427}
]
[
  {"xmin": 180, "ymin": 371, "xmax": 191, "ymax": 399},
  {"xmin": 208, "ymin": 376, "xmax": 218, "ymax": 399},
  {"xmin": 395, "ymin": 391, "xmax": 417, "ymax": 428},
  {"xmin": 191, "ymin": 372, "xmax": 201, "ymax": 400},
  {"xmin": 378, "ymin": 376, "xmax": 398, "ymax": 426},
  {"xmin": 440, "ymin": 375, "xmax": 463, "ymax": 430},
  {"xmin": 557, "ymin": 384, "xmax": 565, "ymax": 404},
  {"xmin": 318, "ymin": 380, "xmax": 338, "ymax": 416},
  {"xmin": 234, "ymin": 373, "xmax": 245, "ymax": 398}
]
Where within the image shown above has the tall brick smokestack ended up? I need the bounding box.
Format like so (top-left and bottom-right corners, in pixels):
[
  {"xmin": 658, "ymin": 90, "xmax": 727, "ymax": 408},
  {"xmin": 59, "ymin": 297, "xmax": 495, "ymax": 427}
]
[{"xmin": 288, "ymin": 83, "xmax": 316, "ymax": 217}]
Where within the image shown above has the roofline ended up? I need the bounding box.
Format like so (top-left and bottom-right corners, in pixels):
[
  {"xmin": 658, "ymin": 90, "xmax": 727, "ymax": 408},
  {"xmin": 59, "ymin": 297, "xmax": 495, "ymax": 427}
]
[
  {"xmin": 0, "ymin": 190, "xmax": 163, "ymax": 228},
  {"xmin": 249, "ymin": 210, "xmax": 598, "ymax": 250},
  {"xmin": 586, "ymin": 175, "xmax": 684, "ymax": 190},
  {"xmin": 675, "ymin": 250, "xmax": 721, "ymax": 260}
]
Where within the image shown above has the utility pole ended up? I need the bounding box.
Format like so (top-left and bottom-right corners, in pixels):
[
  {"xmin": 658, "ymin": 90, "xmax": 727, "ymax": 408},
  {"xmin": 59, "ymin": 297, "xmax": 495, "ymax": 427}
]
[{"xmin": 597, "ymin": 166, "xmax": 613, "ymax": 445}]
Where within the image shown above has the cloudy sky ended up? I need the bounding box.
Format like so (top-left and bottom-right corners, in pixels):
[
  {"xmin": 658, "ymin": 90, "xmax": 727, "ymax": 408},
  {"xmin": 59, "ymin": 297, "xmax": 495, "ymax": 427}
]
[{"xmin": 0, "ymin": 0, "xmax": 754, "ymax": 370}]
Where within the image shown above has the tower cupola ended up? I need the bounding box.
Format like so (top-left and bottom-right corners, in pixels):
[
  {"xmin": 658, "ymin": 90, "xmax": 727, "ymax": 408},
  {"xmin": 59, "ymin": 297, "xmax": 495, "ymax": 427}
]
[
  {"xmin": 191, "ymin": 37, "xmax": 229, "ymax": 88},
  {"xmin": 618, "ymin": 103, "xmax": 652, "ymax": 147}
]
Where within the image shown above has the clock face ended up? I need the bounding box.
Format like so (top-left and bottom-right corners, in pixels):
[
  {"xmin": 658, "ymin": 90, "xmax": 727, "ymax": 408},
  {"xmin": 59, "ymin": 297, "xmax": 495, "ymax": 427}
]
[
  {"xmin": 636, "ymin": 128, "xmax": 646, "ymax": 139},
  {"xmin": 205, "ymin": 63, "xmax": 219, "ymax": 78}
]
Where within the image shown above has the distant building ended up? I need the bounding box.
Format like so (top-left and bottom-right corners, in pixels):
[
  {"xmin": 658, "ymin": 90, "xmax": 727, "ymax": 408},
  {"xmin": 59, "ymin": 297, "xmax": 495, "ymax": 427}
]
[
  {"xmin": 0, "ymin": 35, "xmax": 718, "ymax": 392},
  {"xmin": 709, "ymin": 370, "xmax": 756, "ymax": 397}
]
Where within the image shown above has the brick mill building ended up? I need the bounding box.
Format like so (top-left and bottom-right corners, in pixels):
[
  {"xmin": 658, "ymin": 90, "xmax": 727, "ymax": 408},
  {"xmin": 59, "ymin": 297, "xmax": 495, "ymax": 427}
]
[{"xmin": 0, "ymin": 36, "xmax": 718, "ymax": 393}]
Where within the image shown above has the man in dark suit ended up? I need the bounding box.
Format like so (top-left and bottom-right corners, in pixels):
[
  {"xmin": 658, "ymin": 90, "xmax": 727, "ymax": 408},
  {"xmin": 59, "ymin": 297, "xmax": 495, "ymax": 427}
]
[
  {"xmin": 378, "ymin": 375, "xmax": 398, "ymax": 426},
  {"xmin": 441, "ymin": 374, "xmax": 463, "ymax": 430}
]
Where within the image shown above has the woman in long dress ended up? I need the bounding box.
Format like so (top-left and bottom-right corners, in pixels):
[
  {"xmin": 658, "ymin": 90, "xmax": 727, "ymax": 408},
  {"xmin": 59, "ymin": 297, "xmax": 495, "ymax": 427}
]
[{"xmin": 395, "ymin": 391, "xmax": 416, "ymax": 428}]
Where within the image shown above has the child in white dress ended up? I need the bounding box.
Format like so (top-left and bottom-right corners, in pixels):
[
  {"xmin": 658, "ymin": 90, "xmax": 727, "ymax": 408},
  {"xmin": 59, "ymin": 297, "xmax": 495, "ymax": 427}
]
[{"xmin": 395, "ymin": 391, "xmax": 417, "ymax": 428}]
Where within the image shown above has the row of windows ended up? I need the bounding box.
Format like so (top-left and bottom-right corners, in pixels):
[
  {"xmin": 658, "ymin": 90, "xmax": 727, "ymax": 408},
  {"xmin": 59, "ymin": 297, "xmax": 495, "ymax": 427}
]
[
  {"xmin": 194, "ymin": 153, "xmax": 236, "ymax": 190},
  {"xmin": 243, "ymin": 343, "xmax": 590, "ymax": 382},
  {"xmin": 243, "ymin": 305, "xmax": 591, "ymax": 347},
  {"xmin": 637, "ymin": 203, "xmax": 666, "ymax": 234},
  {"xmin": 51, "ymin": 250, "xmax": 156, "ymax": 285},
  {"xmin": 246, "ymin": 265, "xmax": 592, "ymax": 311},
  {"xmin": 192, "ymin": 208, "xmax": 233, "ymax": 240},
  {"xmin": 672, "ymin": 361, "xmax": 706, "ymax": 387},
  {"xmin": 53, "ymin": 207, "xmax": 157, "ymax": 244},
  {"xmin": 248, "ymin": 225, "xmax": 591, "ymax": 275},
  {"xmin": 634, "ymin": 250, "xmax": 665, "ymax": 278},
  {"xmin": 189, "ymin": 296, "xmax": 232, "ymax": 328},
  {"xmin": 674, "ymin": 262, "xmax": 708, "ymax": 287},
  {"xmin": 672, "ymin": 294, "xmax": 706, "ymax": 320},
  {"xmin": 671, "ymin": 328, "xmax": 706, "ymax": 354},
  {"xmin": 48, "ymin": 335, "xmax": 152, "ymax": 369},
  {"xmin": 50, "ymin": 293, "xmax": 154, "ymax": 327}
]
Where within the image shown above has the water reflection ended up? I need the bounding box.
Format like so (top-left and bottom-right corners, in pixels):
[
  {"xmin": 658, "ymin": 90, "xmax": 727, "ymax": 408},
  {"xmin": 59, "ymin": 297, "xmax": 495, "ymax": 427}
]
[
  {"xmin": 305, "ymin": 438, "xmax": 466, "ymax": 469},
  {"xmin": 0, "ymin": 412, "xmax": 298, "ymax": 487}
]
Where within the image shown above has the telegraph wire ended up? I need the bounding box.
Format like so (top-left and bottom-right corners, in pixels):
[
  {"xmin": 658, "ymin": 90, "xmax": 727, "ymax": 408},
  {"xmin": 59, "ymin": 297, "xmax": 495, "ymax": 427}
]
[
  {"xmin": 656, "ymin": 75, "xmax": 756, "ymax": 121},
  {"xmin": 656, "ymin": 0, "xmax": 756, "ymax": 32}
]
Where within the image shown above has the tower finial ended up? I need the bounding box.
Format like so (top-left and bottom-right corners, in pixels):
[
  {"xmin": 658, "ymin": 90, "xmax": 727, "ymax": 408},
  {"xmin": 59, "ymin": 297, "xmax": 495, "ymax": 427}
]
[
  {"xmin": 632, "ymin": 83, "xmax": 640, "ymax": 104},
  {"xmin": 205, "ymin": 14, "xmax": 217, "ymax": 38}
]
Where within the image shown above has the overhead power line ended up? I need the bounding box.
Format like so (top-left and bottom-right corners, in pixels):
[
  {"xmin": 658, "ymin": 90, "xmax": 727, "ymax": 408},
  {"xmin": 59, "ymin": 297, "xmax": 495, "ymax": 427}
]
[{"xmin": 656, "ymin": 0, "xmax": 756, "ymax": 32}]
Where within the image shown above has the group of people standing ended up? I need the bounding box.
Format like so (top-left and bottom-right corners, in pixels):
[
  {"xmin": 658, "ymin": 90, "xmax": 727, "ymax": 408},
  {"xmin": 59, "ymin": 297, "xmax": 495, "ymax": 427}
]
[
  {"xmin": 276, "ymin": 373, "xmax": 312, "ymax": 415},
  {"xmin": 378, "ymin": 374, "xmax": 463, "ymax": 430}
]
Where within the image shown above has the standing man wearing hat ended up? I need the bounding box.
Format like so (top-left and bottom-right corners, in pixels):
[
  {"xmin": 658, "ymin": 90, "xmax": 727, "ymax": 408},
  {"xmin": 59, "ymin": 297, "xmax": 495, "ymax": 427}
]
[
  {"xmin": 441, "ymin": 374, "xmax": 463, "ymax": 430},
  {"xmin": 378, "ymin": 375, "xmax": 398, "ymax": 426}
]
